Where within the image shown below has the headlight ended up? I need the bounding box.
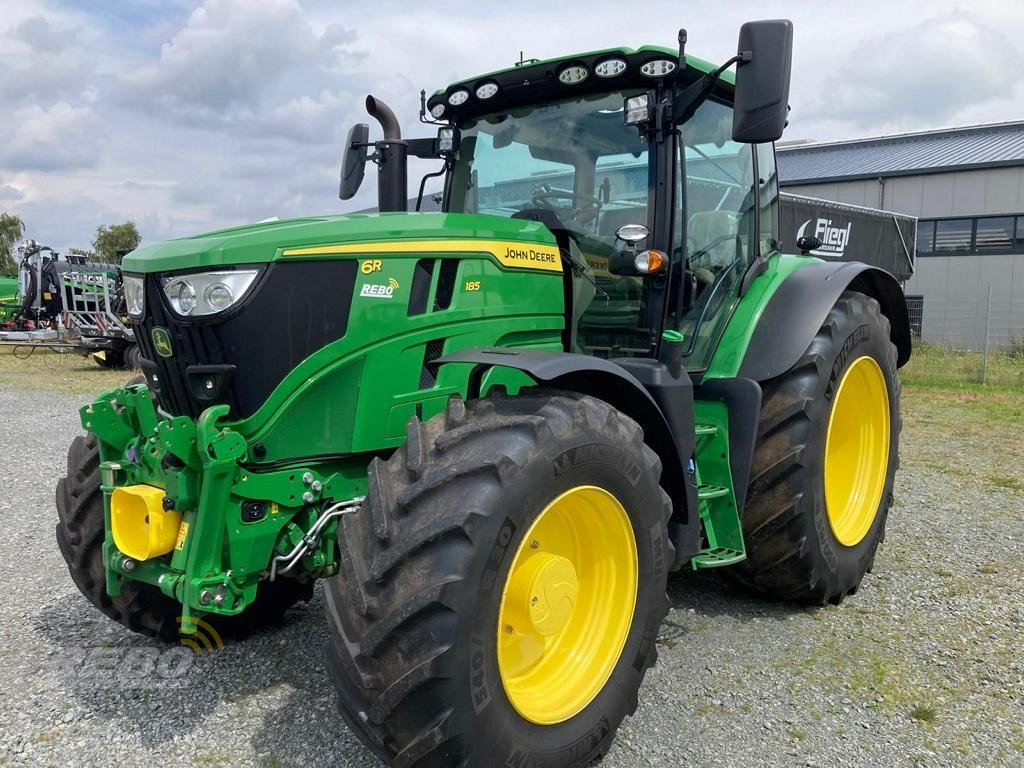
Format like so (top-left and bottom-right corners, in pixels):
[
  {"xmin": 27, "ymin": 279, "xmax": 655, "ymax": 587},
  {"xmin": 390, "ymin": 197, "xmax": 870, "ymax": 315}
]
[
  {"xmin": 123, "ymin": 275, "xmax": 145, "ymax": 318},
  {"xmin": 160, "ymin": 269, "xmax": 260, "ymax": 317}
]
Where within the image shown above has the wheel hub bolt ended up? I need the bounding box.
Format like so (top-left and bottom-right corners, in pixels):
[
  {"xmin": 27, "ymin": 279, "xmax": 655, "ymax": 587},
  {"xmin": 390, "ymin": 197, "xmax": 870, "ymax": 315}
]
[
  {"xmin": 199, "ymin": 590, "xmax": 213, "ymax": 605},
  {"xmin": 529, "ymin": 540, "xmax": 539, "ymax": 549},
  {"xmin": 302, "ymin": 472, "xmax": 314, "ymax": 485},
  {"xmin": 302, "ymin": 491, "xmax": 315, "ymax": 504}
]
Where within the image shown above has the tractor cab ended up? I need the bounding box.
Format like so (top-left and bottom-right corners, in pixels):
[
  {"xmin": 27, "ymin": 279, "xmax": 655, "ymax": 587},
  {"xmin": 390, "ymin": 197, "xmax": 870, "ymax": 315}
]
[{"xmin": 343, "ymin": 21, "xmax": 793, "ymax": 371}]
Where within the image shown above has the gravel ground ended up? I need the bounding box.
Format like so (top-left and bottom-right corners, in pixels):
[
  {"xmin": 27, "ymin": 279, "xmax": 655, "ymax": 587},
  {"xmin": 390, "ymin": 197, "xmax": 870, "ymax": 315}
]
[{"xmin": 0, "ymin": 377, "xmax": 1021, "ymax": 767}]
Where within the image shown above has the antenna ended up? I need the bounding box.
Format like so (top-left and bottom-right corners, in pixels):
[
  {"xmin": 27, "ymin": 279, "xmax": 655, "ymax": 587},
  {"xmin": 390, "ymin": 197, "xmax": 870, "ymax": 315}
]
[{"xmin": 677, "ymin": 28, "xmax": 687, "ymax": 71}]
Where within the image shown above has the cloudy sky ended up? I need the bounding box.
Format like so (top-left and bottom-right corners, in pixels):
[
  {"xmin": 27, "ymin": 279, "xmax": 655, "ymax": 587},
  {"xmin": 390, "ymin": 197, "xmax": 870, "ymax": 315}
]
[{"xmin": 1, "ymin": 0, "xmax": 1022, "ymax": 252}]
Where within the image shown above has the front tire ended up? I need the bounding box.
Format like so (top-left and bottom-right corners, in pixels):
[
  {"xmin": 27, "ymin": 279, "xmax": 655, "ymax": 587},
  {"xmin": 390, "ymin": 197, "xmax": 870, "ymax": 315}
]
[
  {"xmin": 325, "ymin": 393, "xmax": 672, "ymax": 767},
  {"xmin": 735, "ymin": 291, "xmax": 902, "ymax": 604}
]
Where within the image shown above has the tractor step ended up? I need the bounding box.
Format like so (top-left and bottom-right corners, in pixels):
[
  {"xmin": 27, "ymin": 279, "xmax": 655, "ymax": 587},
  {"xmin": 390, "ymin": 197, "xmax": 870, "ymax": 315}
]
[
  {"xmin": 694, "ymin": 423, "xmax": 718, "ymax": 437},
  {"xmin": 691, "ymin": 547, "xmax": 746, "ymax": 569},
  {"xmin": 697, "ymin": 483, "xmax": 729, "ymax": 500}
]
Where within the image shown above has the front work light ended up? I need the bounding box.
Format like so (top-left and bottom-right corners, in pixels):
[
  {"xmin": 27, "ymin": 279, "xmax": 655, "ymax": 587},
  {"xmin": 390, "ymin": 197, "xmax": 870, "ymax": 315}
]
[
  {"xmin": 430, "ymin": 103, "xmax": 445, "ymax": 119},
  {"xmin": 640, "ymin": 59, "xmax": 677, "ymax": 77},
  {"xmin": 437, "ymin": 127, "xmax": 455, "ymax": 153},
  {"xmin": 558, "ymin": 65, "xmax": 589, "ymax": 84},
  {"xmin": 161, "ymin": 269, "xmax": 260, "ymax": 317},
  {"xmin": 475, "ymin": 82, "xmax": 499, "ymax": 99},
  {"xmin": 447, "ymin": 89, "xmax": 469, "ymax": 106},
  {"xmin": 122, "ymin": 274, "xmax": 145, "ymax": 319},
  {"xmin": 624, "ymin": 94, "xmax": 650, "ymax": 125},
  {"xmin": 595, "ymin": 58, "xmax": 628, "ymax": 78}
]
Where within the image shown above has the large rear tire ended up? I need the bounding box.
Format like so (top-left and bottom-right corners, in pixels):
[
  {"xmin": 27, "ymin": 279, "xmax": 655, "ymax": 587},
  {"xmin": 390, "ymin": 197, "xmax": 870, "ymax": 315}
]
[
  {"xmin": 56, "ymin": 433, "xmax": 313, "ymax": 640},
  {"xmin": 325, "ymin": 392, "xmax": 672, "ymax": 767},
  {"xmin": 735, "ymin": 291, "xmax": 902, "ymax": 604}
]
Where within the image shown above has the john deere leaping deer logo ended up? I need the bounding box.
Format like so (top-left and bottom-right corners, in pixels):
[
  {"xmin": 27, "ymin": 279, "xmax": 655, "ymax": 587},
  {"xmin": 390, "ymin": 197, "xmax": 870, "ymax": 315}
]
[
  {"xmin": 151, "ymin": 327, "xmax": 173, "ymax": 357},
  {"xmin": 176, "ymin": 616, "xmax": 224, "ymax": 654}
]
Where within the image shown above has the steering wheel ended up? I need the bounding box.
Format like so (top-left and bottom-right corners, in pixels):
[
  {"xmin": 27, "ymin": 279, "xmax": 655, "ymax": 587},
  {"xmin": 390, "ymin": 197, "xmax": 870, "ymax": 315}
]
[
  {"xmin": 531, "ymin": 190, "xmax": 603, "ymax": 225},
  {"xmin": 689, "ymin": 232, "xmax": 742, "ymax": 264}
]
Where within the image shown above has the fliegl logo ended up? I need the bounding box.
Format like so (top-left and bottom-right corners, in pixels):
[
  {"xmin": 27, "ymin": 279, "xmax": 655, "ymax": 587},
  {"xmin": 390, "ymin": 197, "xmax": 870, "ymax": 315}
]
[
  {"xmin": 797, "ymin": 218, "xmax": 852, "ymax": 257},
  {"xmin": 176, "ymin": 616, "xmax": 225, "ymax": 654},
  {"xmin": 360, "ymin": 277, "xmax": 399, "ymax": 298}
]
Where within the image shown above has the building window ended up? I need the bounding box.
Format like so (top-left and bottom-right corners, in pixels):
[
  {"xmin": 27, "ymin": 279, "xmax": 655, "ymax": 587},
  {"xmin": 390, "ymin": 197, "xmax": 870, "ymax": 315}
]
[
  {"xmin": 915, "ymin": 220, "xmax": 935, "ymax": 254},
  {"xmin": 934, "ymin": 218, "xmax": 973, "ymax": 253},
  {"xmin": 975, "ymin": 216, "xmax": 1015, "ymax": 252},
  {"xmin": 916, "ymin": 214, "xmax": 1024, "ymax": 255}
]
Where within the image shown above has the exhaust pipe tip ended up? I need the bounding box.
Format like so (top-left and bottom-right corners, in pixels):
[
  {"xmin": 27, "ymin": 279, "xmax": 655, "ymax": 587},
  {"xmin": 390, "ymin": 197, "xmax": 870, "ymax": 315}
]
[{"xmin": 365, "ymin": 95, "xmax": 401, "ymax": 141}]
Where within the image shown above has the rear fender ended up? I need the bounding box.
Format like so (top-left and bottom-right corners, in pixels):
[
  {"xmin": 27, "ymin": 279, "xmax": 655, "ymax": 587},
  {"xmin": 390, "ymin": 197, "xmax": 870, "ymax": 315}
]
[{"xmin": 738, "ymin": 261, "xmax": 911, "ymax": 382}]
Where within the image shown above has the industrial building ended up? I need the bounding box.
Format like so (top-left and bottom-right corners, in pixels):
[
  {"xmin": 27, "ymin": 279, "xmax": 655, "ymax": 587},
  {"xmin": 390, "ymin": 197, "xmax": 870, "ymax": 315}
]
[{"xmin": 778, "ymin": 121, "xmax": 1024, "ymax": 349}]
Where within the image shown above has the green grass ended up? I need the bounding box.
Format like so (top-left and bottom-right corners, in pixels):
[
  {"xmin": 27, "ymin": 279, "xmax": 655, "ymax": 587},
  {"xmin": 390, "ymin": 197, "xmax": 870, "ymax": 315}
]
[
  {"xmin": 901, "ymin": 342, "xmax": 1024, "ymax": 391},
  {"xmin": 910, "ymin": 704, "xmax": 939, "ymax": 723},
  {"xmin": 0, "ymin": 347, "xmax": 129, "ymax": 397}
]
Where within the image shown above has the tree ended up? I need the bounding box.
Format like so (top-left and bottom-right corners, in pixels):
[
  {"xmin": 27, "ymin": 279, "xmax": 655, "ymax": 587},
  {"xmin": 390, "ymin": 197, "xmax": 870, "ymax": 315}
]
[
  {"xmin": 93, "ymin": 221, "xmax": 141, "ymax": 264},
  {"xmin": 0, "ymin": 212, "xmax": 25, "ymax": 275}
]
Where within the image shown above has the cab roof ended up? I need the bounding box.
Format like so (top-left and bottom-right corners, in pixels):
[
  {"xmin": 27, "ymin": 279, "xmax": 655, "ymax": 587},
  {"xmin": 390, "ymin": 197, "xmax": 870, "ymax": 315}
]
[{"xmin": 427, "ymin": 45, "xmax": 736, "ymax": 123}]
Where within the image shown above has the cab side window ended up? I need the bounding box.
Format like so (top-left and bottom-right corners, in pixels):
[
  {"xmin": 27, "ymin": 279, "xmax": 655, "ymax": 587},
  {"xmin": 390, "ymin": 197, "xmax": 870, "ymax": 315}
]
[
  {"xmin": 756, "ymin": 142, "xmax": 780, "ymax": 256},
  {"xmin": 678, "ymin": 99, "xmax": 756, "ymax": 369}
]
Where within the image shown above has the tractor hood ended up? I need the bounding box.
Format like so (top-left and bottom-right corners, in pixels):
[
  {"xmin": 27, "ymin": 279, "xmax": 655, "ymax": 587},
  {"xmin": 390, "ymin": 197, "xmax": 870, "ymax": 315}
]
[{"xmin": 121, "ymin": 212, "xmax": 558, "ymax": 274}]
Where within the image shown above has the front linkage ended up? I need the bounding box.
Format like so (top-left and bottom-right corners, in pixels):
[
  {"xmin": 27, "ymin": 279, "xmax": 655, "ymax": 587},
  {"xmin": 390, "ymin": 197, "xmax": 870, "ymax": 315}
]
[{"xmin": 83, "ymin": 381, "xmax": 366, "ymax": 630}]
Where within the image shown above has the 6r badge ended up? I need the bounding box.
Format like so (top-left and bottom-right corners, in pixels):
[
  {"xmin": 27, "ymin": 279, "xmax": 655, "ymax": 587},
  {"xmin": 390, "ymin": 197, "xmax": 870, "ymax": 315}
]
[{"xmin": 151, "ymin": 327, "xmax": 174, "ymax": 357}]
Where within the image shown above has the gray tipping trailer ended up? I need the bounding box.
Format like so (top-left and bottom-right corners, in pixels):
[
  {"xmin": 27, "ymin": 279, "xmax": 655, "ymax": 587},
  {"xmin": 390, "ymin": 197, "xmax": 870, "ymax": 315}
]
[
  {"xmin": 779, "ymin": 192, "xmax": 916, "ymax": 282},
  {"xmin": 383, "ymin": 190, "xmax": 917, "ymax": 283}
]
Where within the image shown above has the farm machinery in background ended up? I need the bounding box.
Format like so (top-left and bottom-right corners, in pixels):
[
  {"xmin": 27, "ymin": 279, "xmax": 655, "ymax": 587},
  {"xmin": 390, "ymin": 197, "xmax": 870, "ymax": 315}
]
[{"xmin": 0, "ymin": 239, "xmax": 140, "ymax": 367}]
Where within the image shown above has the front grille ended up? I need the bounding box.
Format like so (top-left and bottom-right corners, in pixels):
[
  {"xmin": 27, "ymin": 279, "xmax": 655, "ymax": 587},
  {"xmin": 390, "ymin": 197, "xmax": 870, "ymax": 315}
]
[{"xmin": 137, "ymin": 260, "xmax": 357, "ymax": 419}]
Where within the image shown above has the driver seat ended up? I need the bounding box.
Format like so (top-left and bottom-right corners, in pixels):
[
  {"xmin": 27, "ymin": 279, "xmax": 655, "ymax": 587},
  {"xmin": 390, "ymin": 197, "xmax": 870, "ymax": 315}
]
[{"xmin": 688, "ymin": 210, "xmax": 740, "ymax": 271}]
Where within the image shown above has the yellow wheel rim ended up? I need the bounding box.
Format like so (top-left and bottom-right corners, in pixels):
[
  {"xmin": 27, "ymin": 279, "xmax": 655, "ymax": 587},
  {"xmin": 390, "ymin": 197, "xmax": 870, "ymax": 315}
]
[
  {"xmin": 497, "ymin": 485, "xmax": 638, "ymax": 725},
  {"xmin": 824, "ymin": 355, "xmax": 890, "ymax": 547}
]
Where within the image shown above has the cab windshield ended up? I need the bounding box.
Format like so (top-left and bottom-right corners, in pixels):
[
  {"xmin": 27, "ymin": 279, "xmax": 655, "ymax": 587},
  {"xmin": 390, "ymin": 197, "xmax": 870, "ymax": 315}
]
[
  {"xmin": 447, "ymin": 90, "xmax": 649, "ymax": 250},
  {"xmin": 447, "ymin": 90, "xmax": 657, "ymax": 355}
]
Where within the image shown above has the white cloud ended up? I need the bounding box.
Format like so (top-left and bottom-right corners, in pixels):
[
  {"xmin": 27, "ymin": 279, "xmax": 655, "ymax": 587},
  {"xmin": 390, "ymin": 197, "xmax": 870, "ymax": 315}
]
[
  {"xmin": 0, "ymin": 102, "xmax": 105, "ymax": 172},
  {"xmin": 116, "ymin": 0, "xmax": 362, "ymax": 130},
  {"xmin": 0, "ymin": 14, "xmax": 95, "ymax": 104},
  {"xmin": 1, "ymin": 0, "xmax": 1023, "ymax": 252},
  {"xmin": 809, "ymin": 13, "xmax": 1019, "ymax": 129}
]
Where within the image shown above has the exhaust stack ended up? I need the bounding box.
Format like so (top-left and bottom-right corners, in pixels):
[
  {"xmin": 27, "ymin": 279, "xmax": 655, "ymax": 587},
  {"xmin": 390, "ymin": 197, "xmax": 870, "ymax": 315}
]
[{"xmin": 366, "ymin": 95, "xmax": 407, "ymax": 212}]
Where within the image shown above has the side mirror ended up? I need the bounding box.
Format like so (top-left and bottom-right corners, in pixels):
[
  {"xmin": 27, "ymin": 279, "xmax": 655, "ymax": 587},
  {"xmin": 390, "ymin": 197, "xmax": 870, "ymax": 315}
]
[
  {"xmin": 339, "ymin": 123, "xmax": 369, "ymax": 200},
  {"xmin": 732, "ymin": 19, "xmax": 793, "ymax": 143},
  {"xmin": 796, "ymin": 234, "xmax": 822, "ymax": 254}
]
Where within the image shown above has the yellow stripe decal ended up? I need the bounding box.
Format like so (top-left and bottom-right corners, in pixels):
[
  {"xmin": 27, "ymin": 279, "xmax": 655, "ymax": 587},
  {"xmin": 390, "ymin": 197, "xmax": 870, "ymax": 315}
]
[{"xmin": 281, "ymin": 239, "xmax": 562, "ymax": 273}]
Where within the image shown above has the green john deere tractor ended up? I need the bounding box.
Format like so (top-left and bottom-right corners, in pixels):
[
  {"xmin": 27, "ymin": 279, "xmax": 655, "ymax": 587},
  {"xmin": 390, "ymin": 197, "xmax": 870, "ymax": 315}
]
[{"xmin": 56, "ymin": 19, "xmax": 911, "ymax": 767}]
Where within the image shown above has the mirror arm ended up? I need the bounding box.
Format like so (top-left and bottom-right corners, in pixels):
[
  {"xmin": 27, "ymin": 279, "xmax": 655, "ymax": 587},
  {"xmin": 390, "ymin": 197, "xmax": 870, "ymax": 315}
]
[{"xmin": 672, "ymin": 52, "xmax": 747, "ymax": 125}]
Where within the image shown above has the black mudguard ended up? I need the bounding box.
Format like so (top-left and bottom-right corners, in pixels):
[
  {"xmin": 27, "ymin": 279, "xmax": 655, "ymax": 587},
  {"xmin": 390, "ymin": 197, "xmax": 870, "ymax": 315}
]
[
  {"xmin": 738, "ymin": 261, "xmax": 912, "ymax": 382},
  {"xmin": 433, "ymin": 348, "xmax": 702, "ymax": 562}
]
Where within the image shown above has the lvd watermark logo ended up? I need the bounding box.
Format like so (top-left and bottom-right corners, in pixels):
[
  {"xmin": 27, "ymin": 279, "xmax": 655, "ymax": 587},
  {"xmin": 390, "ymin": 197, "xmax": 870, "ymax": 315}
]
[{"xmin": 57, "ymin": 617, "xmax": 225, "ymax": 689}]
